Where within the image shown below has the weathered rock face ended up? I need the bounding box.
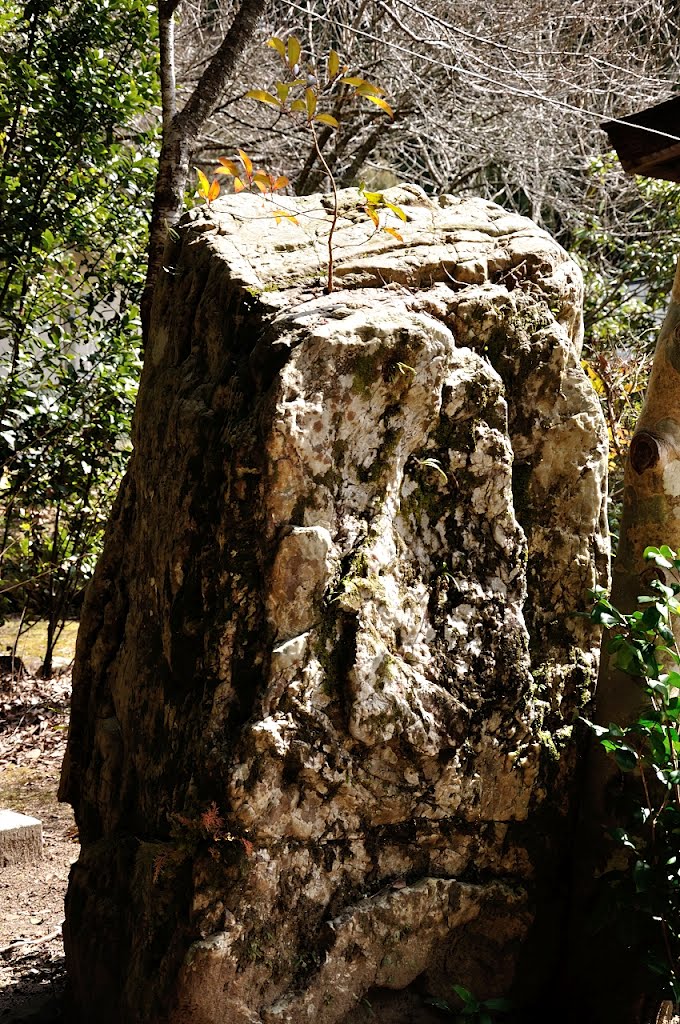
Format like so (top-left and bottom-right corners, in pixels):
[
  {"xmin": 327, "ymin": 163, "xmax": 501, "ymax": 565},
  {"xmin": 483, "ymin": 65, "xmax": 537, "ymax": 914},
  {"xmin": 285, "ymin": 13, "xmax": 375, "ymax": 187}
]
[{"xmin": 60, "ymin": 185, "xmax": 608, "ymax": 1023}]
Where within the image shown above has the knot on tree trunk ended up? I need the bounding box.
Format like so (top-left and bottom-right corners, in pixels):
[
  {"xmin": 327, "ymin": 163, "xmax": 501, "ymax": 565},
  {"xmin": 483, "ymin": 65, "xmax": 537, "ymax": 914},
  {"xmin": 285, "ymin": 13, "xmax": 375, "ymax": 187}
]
[{"xmin": 630, "ymin": 430, "xmax": 664, "ymax": 475}]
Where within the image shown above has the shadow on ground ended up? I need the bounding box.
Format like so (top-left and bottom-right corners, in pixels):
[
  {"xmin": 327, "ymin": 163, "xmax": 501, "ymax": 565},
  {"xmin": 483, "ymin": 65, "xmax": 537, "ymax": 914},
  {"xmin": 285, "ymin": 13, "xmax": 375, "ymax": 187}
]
[{"xmin": 0, "ymin": 946, "xmax": 66, "ymax": 1023}]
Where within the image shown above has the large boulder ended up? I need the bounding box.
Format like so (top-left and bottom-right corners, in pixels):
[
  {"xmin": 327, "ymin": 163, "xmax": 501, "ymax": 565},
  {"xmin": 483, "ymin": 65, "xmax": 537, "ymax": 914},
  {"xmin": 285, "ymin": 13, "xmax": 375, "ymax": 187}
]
[{"xmin": 60, "ymin": 185, "xmax": 608, "ymax": 1023}]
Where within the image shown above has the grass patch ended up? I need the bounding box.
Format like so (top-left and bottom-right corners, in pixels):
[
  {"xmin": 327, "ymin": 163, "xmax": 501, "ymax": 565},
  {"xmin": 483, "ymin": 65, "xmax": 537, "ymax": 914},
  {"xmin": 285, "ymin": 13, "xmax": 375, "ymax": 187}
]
[{"xmin": 0, "ymin": 618, "xmax": 79, "ymax": 666}]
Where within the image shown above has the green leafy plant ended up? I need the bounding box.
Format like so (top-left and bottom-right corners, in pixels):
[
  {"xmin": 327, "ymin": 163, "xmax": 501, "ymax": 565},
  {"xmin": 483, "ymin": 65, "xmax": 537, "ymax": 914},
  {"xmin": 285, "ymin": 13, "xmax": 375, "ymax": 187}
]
[
  {"xmin": 428, "ymin": 984, "xmax": 513, "ymax": 1023},
  {"xmin": 587, "ymin": 544, "xmax": 680, "ymax": 1006},
  {"xmin": 195, "ymin": 35, "xmax": 403, "ymax": 293},
  {"xmin": 0, "ymin": 0, "xmax": 158, "ymax": 671}
]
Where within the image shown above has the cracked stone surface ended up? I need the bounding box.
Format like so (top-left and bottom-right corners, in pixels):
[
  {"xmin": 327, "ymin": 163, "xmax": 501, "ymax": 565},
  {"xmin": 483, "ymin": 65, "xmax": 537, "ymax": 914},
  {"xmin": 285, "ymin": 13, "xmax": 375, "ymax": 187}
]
[{"xmin": 60, "ymin": 185, "xmax": 609, "ymax": 1023}]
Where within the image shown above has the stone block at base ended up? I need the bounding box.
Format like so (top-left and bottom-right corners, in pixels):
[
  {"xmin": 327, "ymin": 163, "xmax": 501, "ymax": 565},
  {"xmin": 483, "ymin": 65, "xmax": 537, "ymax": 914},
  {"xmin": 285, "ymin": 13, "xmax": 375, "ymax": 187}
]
[{"xmin": 0, "ymin": 809, "xmax": 43, "ymax": 868}]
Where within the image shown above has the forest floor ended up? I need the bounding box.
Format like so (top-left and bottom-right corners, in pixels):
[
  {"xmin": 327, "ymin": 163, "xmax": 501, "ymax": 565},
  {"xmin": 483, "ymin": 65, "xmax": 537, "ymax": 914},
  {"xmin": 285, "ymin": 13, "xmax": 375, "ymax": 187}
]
[{"xmin": 0, "ymin": 623, "xmax": 77, "ymax": 1023}]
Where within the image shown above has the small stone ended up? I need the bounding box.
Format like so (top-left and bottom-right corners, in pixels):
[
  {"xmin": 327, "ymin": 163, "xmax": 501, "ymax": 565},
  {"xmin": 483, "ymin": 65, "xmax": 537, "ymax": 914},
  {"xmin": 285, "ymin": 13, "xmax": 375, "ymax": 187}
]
[{"xmin": 0, "ymin": 809, "xmax": 43, "ymax": 868}]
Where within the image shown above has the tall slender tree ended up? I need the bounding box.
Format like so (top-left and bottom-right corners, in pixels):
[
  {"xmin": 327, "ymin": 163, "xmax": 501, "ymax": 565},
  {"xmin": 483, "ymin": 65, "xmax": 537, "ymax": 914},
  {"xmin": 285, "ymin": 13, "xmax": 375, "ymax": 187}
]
[
  {"xmin": 141, "ymin": 0, "xmax": 267, "ymax": 337},
  {"xmin": 570, "ymin": 256, "xmax": 680, "ymax": 1023}
]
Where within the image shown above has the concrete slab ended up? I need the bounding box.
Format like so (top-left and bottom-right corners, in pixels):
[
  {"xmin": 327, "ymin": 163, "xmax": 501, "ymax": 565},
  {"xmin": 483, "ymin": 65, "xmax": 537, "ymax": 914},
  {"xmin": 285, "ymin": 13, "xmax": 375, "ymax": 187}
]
[{"xmin": 0, "ymin": 809, "xmax": 43, "ymax": 868}]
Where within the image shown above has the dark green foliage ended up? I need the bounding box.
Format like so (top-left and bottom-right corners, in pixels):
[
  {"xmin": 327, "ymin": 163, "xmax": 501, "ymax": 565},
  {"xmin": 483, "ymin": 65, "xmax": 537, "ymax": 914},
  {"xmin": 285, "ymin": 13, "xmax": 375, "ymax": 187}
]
[
  {"xmin": 0, "ymin": 0, "xmax": 159, "ymax": 670},
  {"xmin": 428, "ymin": 984, "xmax": 514, "ymax": 1023},
  {"xmin": 587, "ymin": 546, "xmax": 680, "ymax": 1007},
  {"xmin": 571, "ymin": 166, "xmax": 680, "ymax": 543}
]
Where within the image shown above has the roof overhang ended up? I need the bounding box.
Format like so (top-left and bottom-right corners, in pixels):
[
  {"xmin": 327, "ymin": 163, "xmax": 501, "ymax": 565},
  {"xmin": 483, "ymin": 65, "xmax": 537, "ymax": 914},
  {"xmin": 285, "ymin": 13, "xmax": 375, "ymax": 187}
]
[{"xmin": 601, "ymin": 95, "xmax": 680, "ymax": 183}]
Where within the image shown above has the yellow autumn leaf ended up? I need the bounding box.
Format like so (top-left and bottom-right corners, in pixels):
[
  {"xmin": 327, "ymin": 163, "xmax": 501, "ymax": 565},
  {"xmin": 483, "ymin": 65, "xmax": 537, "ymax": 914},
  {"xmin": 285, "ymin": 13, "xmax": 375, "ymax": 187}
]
[
  {"xmin": 305, "ymin": 87, "xmax": 317, "ymax": 119},
  {"xmin": 383, "ymin": 226, "xmax": 403, "ymax": 242},
  {"xmin": 273, "ymin": 211, "xmax": 299, "ymax": 225},
  {"xmin": 354, "ymin": 81, "xmax": 386, "ymax": 97},
  {"xmin": 362, "ymin": 94, "xmax": 394, "ymax": 117},
  {"xmin": 207, "ymin": 179, "xmax": 220, "ymax": 202},
  {"xmin": 216, "ymin": 157, "xmax": 241, "ymax": 176},
  {"xmin": 287, "ymin": 36, "xmax": 301, "ymax": 69},
  {"xmin": 290, "ymin": 99, "xmax": 306, "ymax": 114},
  {"xmin": 384, "ymin": 200, "xmax": 407, "ymax": 221},
  {"xmin": 233, "ymin": 176, "xmax": 246, "ymax": 193},
  {"xmin": 195, "ymin": 167, "xmax": 210, "ymax": 196},
  {"xmin": 246, "ymin": 89, "xmax": 281, "ymax": 108},
  {"xmin": 266, "ymin": 37, "xmax": 286, "ymax": 60},
  {"xmin": 315, "ymin": 112, "xmax": 339, "ymax": 129},
  {"xmin": 582, "ymin": 360, "xmax": 606, "ymax": 395},
  {"xmin": 328, "ymin": 49, "xmax": 340, "ymax": 79},
  {"xmin": 273, "ymin": 175, "xmax": 289, "ymax": 191},
  {"xmin": 360, "ymin": 186, "xmax": 382, "ymax": 205},
  {"xmin": 238, "ymin": 149, "xmax": 253, "ymax": 177}
]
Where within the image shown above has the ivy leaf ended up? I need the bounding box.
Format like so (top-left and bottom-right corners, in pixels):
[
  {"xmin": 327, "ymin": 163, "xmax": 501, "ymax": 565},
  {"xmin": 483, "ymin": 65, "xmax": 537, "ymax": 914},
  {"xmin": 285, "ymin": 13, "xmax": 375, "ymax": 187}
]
[
  {"xmin": 615, "ymin": 747, "xmax": 638, "ymax": 772},
  {"xmin": 454, "ymin": 978, "xmax": 475, "ymax": 1003},
  {"xmin": 40, "ymin": 228, "xmax": 56, "ymax": 252},
  {"xmin": 644, "ymin": 546, "xmax": 674, "ymax": 569},
  {"xmin": 633, "ymin": 859, "xmax": 653, "ymax": 892}
]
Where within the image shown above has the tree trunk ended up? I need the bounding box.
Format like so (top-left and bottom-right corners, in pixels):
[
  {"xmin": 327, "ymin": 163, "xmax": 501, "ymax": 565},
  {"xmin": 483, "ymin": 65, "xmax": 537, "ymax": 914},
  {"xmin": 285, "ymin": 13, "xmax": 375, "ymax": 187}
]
[
  {"xmin": 140, "ymin": 0, "xmax": 267, "ymax": 340},
  {"xmin": 141, "ymin": 129, "xmax": 192, "ymax": 338},
  {"xmin": 568, "ymin": 258, "xmax": 680, "ymax": 1024}
]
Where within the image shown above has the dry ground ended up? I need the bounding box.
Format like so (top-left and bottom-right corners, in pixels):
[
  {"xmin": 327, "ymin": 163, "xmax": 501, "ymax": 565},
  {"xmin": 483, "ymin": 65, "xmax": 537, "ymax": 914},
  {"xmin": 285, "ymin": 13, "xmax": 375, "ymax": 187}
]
[
  {"xmin": 0, "ymin": 674, "xmax": 452, "ymax": 1024},
  {"xmin": 0, "ymin": 622, "xmax": 77, "ymax": 1023}
]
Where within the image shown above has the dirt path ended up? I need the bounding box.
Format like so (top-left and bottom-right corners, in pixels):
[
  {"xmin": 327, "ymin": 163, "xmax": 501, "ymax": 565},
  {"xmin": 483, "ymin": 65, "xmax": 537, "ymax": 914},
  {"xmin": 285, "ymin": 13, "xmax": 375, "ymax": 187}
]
[{"xmin": 0, "ymin": 670, "xmax": 75, "ymax": 1022}]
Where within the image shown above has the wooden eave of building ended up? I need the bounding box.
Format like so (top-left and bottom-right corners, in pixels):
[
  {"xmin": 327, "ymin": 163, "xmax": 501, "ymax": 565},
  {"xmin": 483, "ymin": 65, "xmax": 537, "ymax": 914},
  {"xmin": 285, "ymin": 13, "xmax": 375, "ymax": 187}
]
[{"xmin": 601, "ymin": 95, "xmax": 680, "ymax": 184}]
